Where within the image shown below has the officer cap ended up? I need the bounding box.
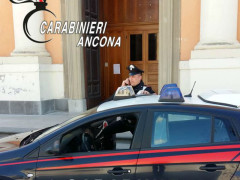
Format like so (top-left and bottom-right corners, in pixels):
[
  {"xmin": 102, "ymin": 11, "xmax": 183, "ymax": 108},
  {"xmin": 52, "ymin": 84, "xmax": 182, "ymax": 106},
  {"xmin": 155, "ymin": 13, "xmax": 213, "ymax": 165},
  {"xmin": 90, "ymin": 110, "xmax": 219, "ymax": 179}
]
[{"xmin": 127, "ymin": 64, "xmax": 144, "ymax": 76}]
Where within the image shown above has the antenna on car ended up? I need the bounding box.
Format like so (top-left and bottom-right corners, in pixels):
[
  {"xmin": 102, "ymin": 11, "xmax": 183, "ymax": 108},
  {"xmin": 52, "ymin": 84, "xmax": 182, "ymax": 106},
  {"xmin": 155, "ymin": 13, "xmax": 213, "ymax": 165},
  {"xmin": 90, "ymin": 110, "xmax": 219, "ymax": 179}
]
[{"xmin": 184, "ymin": 81, "xmax": 196, "ymax": 97}]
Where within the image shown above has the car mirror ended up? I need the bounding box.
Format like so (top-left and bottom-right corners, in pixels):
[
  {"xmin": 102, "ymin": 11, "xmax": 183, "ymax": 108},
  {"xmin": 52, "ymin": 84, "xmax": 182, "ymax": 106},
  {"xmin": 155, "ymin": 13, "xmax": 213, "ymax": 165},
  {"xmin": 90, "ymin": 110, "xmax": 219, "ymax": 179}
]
[{"xmin": 45, "ymin": 140, "xmax": 60, "ymax": 155}]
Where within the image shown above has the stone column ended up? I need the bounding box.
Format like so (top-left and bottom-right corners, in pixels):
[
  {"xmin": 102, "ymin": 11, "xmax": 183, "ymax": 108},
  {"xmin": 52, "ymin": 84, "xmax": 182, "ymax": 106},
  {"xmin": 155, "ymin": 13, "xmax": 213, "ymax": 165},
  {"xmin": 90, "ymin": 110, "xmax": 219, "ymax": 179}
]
[
  {"xmin": 180, "ymin": 0, "xmax": 240, "ymax": 96},
  {"xmin": 158, "ymin": 0, "xmax": 181, "ymax": 90},
  {"xmin": 11, "ymin": 2, "xmax": 50, "ymax": 56},
  {"xmin": 61, "ymin": 0, "xmax": 86, "ymax": 113},
  {"xmin": 195, "ymin": 0, "xmax": 240, "ymax": 49},
  {"xmin": 0, "ymin": 1, "xmax": 66, "ymax": 115}
]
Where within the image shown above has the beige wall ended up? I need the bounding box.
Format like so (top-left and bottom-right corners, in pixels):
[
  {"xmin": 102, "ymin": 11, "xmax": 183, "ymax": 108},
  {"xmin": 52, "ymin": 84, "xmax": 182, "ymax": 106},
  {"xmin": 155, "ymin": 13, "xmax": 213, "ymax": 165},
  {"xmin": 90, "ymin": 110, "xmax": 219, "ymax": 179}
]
[
  {"xmin": 0, "ymin": 0, "xmax": 14, "ymax": 57},
  {"xmin": 44, "ymin": 0, "xmax": 63, "ymax": 64},
  {"xmin": 0, "ymin": 0, "xmax": 63, "ymax": 64},
  {"xmin": 181, "ymin": 0, "xmax": 201, "ymax": 61}
]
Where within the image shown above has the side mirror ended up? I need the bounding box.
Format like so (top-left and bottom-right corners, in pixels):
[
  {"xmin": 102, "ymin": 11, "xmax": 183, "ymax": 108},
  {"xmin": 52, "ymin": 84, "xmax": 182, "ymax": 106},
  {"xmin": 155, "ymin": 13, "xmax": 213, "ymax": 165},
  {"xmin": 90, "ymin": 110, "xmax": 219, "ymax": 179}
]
[{"xmin": 45, "ymin": 140, "xmax": 60, "ymax": 155}]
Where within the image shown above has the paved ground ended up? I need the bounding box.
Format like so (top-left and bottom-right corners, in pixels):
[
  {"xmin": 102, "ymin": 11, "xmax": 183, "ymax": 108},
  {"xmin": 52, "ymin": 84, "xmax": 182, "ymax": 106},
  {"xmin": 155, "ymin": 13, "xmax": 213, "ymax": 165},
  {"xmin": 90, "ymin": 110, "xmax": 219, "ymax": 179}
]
[{"xmin": 0, "ymin": 112, "xmax": 80, "ymax": 138}]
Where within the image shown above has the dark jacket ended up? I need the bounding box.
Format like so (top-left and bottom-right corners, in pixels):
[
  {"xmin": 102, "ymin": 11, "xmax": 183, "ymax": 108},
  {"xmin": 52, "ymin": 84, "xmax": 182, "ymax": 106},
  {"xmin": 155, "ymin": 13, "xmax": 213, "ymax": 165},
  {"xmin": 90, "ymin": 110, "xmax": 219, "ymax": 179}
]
[
  {"xmin": 104, "ymin": 80, "xmax": 155, "ymax": 102},
  {"xmin": 133, "ymin": 80, "xmax": 155, "ymax": 94},
  {"xmin": 105, "ymin": 81, "xmax": 155, "ymax": 103}
]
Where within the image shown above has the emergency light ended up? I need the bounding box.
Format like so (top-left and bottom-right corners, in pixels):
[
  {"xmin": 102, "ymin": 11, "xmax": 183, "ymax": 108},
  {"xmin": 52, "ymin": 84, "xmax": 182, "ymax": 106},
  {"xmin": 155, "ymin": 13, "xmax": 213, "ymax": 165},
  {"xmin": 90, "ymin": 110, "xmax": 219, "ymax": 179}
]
[
  {"xmin": 159, "ymin": 84, "xmax": 185, "ymax": 102},
  {"xmin": 160, "ymin": 83, "xmax": 178, "ymax": 95}
]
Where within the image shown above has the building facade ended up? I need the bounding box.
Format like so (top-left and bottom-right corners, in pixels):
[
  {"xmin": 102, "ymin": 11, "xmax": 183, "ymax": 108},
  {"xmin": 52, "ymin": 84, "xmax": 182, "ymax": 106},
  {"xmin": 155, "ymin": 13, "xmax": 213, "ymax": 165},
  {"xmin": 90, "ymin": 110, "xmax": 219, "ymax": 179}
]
[{"xmin": 0, "ymin": 0, "xmax": 240, "ymax": 114}]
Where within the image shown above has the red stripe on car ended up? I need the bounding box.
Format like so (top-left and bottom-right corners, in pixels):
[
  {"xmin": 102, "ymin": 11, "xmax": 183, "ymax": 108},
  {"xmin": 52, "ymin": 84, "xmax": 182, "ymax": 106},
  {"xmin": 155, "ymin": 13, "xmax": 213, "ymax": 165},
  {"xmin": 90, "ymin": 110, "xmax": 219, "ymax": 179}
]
[
  {"xmin": 137, "ymin": 151, "xmax": 240, "ymax": 165},
  {"xmin": 37, "ymin": 159, "xmax": 137, "ymax": 171}
]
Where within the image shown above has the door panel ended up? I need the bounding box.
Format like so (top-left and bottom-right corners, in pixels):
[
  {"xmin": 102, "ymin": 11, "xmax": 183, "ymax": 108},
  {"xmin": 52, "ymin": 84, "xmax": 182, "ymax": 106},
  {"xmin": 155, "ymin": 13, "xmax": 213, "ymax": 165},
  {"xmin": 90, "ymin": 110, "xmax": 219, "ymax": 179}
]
[
  {"xmin": 136, "ymin": 109, "xmax": 240, "ymax": 180},
  {"xmin": 136, "ymin": 145, "xmax": 240, "ymax": 180},
  {"xmin": 83, "ymin": 0, "xmax": 102, "ymax": 109},
  {"xmin": 36, "ymin": 150, "xmax": 138, "ymax": 180},
  {"xmin": 36, "ymin": 108, "xmax": 147, "ymax": 179},
  {"xmin": 105, "ymin": 31, "xmax": 125, "ymax": 96},
  {"xmin": 127, "ymin": 31, "xmax": 159, "ymax": 94},
  {"xmin": 102, "ymin": 25, "xmax": 159, "ymax": 99},
  {"xmin": 136, "ymin": 162, "xmax": 238, "ymax": 180}
]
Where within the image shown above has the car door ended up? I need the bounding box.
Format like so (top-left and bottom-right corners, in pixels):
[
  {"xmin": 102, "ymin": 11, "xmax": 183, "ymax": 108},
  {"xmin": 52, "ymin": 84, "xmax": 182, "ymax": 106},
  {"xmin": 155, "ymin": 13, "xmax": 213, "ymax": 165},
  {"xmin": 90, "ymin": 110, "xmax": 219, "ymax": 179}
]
[
  {"xmin": 136, "ymin": 106, "xmax": 240, "ymax": 180},
  {"xmin": 35, "ymin": 108, "xmax": 147, "ymax": 180}
]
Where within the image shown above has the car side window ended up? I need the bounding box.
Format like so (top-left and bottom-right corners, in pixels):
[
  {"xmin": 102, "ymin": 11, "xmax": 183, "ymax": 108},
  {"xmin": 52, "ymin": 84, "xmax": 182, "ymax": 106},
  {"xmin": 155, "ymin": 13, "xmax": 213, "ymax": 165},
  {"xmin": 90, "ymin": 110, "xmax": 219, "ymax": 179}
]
[
  {"xmin": 40, "ymin": 112, "xmax": 140, "ymax": 156},
  {"xmin": 151, "ymin": 112, "xmax": 212, "ymax": 147},
  {"xmin": 214, "ymin": 118, "xmax": 238, "ymax": 143},
  {"xmin": 151, "ymin": 111, "xmax": 239, "ymax": 148},
  {"xmin": 62, "ymin": 113, "xmax": 139, "ymax": 153}
]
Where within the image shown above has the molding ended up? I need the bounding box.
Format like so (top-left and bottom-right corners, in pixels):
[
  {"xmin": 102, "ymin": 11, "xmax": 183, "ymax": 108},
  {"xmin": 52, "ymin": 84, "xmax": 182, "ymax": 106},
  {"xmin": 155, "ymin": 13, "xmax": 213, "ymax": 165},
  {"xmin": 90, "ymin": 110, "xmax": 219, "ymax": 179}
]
[
  {"xmin": 0, "ymin": 99, "xmax": 68, "ymax": 115},
  {"xmin": 194, "ymin": 41, "xmax": 240, "ymax": 50},
  {"xmin": 191, "ymin": 48, "xmax": 240, "ymax": 59},
  {"xmin": 107, "ymin": 22, "xmax": 159, "ymax": 27},
  {"xmin": 106, "ymin": 24, "xmax": 159, "ymax": 32},
  {"xmin": 68, "ymin": 99, "xmax": 87, "ymax": 113},
  {"xmin": 0, "ymin": 56, "xmax": 52, "ymax": 64},
  {"xmin": 180, "ymin": 58, "xmax": 240, "ymax": 70},
  {"xmin": 11, "ymin": 51, "xmax": 50, "ymax": 57}
]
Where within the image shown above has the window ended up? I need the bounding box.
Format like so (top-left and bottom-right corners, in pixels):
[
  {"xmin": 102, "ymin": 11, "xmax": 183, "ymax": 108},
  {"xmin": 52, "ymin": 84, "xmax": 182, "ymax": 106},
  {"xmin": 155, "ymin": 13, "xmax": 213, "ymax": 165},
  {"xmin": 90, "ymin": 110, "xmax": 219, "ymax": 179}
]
[
  {"xmin": 148, "ymin": 33, "xmax": 157, "ymax": 61},
  {"xmin": 214, "ymin": 118, "xmax": 238, "ymax": 143},
  {"xmin": 151, "ymin": 112, "xmax": 212, "ymax": 147},
  {"xmin": 130, "ymin": 34, "xmax": 142, "ymax": 61},
  {"xmin": 40, "ymin": 112, "xmax": 139, "ymax": 156},
  {"xmin": 151, "ymin": 112, "xmax": 238, "ymax": 148}
]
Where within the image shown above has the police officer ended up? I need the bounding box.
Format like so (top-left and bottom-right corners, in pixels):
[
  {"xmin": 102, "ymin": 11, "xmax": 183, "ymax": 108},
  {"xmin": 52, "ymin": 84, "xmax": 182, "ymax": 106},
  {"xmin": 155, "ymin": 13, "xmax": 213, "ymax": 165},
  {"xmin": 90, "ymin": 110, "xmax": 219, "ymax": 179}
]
[
  {"xmin": 104, "ymin": 64, "xmax": 155, "ymax": 102},
  {"xmin": 122, "ymin": 64, "xmax": 155, "ymax": 95}
]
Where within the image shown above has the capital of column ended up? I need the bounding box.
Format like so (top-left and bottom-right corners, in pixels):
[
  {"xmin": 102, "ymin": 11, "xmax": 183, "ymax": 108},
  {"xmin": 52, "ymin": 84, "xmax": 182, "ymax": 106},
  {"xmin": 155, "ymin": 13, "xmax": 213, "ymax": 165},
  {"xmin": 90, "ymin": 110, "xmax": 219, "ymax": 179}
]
[{"xmin": 11, "ymin": 3, "xmax": 50, "ymax": 57}]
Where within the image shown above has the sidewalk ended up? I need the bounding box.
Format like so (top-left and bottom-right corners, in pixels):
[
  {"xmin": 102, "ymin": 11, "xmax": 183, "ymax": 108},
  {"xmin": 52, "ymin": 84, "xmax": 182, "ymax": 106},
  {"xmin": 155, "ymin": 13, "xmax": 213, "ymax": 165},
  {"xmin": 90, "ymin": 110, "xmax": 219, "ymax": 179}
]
[{"xmin": 0, "ymin": 112, "xmax": 80, "ymax": 135}]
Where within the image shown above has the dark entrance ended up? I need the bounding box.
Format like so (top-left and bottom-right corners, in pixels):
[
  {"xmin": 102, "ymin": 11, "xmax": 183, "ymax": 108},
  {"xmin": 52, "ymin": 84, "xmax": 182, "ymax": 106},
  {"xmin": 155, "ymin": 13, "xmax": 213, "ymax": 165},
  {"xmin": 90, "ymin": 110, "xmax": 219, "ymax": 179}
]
[{"xmin": 82, "ymin": 0, "xmax": 102, "ymax": 109}]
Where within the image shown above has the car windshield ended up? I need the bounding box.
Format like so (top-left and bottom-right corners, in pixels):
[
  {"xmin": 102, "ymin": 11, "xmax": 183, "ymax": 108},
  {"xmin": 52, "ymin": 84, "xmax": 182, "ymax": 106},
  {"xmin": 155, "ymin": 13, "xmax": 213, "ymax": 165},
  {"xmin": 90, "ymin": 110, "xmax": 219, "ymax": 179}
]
[{"xmin": 34, "ymin": 107, "xmax": 98, "ymax": 141}]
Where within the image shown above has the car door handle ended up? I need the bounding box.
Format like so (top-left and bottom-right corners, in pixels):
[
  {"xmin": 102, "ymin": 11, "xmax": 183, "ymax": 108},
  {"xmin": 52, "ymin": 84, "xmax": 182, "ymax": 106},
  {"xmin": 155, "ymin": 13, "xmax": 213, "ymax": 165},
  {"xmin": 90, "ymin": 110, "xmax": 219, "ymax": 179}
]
[
  {"xmin": 200, "ymin": 164, "xmax": 226, "ymax": 172},
  {"xmin": 107, "ymin": 168, "xmax": 131, "ymax": 175}
]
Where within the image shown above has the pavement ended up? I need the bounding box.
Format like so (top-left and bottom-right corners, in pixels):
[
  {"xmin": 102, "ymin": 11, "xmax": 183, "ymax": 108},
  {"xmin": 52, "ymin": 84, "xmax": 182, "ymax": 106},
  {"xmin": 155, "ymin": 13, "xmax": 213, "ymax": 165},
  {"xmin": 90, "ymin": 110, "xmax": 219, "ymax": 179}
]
[{"xmin": 0, "ymin": 112, "xmax": 81, "ymax": 138}]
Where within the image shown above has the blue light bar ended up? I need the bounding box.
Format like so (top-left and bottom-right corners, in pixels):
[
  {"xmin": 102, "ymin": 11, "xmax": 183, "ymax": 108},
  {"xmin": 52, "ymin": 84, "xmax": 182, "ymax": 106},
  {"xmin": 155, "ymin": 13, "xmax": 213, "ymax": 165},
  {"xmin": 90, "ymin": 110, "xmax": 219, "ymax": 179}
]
[
  {"xmin": 160, "ymin": 83, "xmax": 178, "ymax": 95},
  {"xmin": 159, "ymin": 87, "xmax": 185, "ymax": 102}
]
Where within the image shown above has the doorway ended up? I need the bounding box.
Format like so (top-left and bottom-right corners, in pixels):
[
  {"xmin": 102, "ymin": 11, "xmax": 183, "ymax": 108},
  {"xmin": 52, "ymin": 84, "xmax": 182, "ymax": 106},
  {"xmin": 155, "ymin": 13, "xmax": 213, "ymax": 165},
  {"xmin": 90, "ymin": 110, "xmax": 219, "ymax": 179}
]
[
  {"xmin": 99, "ymin": 0, "xmax": 159, "ymax": 99},
  {"xmin": 61, "ymin": 0, "xmax": 180, "ymax": 110}
]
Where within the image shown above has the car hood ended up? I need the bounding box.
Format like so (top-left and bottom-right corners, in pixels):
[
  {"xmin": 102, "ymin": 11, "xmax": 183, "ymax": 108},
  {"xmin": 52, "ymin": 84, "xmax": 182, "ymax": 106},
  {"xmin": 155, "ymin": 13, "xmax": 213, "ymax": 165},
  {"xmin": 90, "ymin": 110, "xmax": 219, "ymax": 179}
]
[{"xmin": 0, "ymin": 131, "xmax": 36, "ymax": 153}]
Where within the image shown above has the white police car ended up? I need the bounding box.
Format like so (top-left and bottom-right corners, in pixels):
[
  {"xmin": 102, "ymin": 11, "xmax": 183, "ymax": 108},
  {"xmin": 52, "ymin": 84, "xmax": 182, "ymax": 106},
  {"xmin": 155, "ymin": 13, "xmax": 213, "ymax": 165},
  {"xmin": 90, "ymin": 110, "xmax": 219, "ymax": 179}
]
[{"xmin": 0, "ymin": 84, "xmax": 240, "ymax": 180}]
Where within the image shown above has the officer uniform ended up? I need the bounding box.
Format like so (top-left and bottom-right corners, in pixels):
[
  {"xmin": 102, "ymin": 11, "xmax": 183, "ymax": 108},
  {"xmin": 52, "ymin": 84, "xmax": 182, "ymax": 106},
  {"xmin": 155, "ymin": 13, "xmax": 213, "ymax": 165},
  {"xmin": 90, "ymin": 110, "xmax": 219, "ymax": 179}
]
[
  {"xmin": 127, "ymin": 64, "xmax": 155, "ymax": 94},
  {"xmin": 104, "ymin": 64, "xmax": 155, "ymax": 102},
  {"xmin": 132, "ymin": 80, "xmax": 155, "ymax": 94}
]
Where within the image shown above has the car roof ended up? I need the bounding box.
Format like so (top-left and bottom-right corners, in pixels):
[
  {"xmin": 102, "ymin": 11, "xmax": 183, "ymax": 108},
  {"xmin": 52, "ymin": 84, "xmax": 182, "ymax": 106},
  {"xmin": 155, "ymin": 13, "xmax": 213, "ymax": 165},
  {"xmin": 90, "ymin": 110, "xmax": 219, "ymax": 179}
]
[{"xmin": 97, "ymin": 90, "xmax": 240, "ymax": 112}]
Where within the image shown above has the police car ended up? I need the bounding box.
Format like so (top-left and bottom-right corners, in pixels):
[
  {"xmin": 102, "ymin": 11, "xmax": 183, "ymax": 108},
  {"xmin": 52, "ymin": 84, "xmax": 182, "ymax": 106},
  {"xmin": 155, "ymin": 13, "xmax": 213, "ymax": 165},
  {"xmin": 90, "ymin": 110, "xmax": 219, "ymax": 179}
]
[{"xmin": 0, "ymin": 84, "xmax": 240, "ymax": 180}]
